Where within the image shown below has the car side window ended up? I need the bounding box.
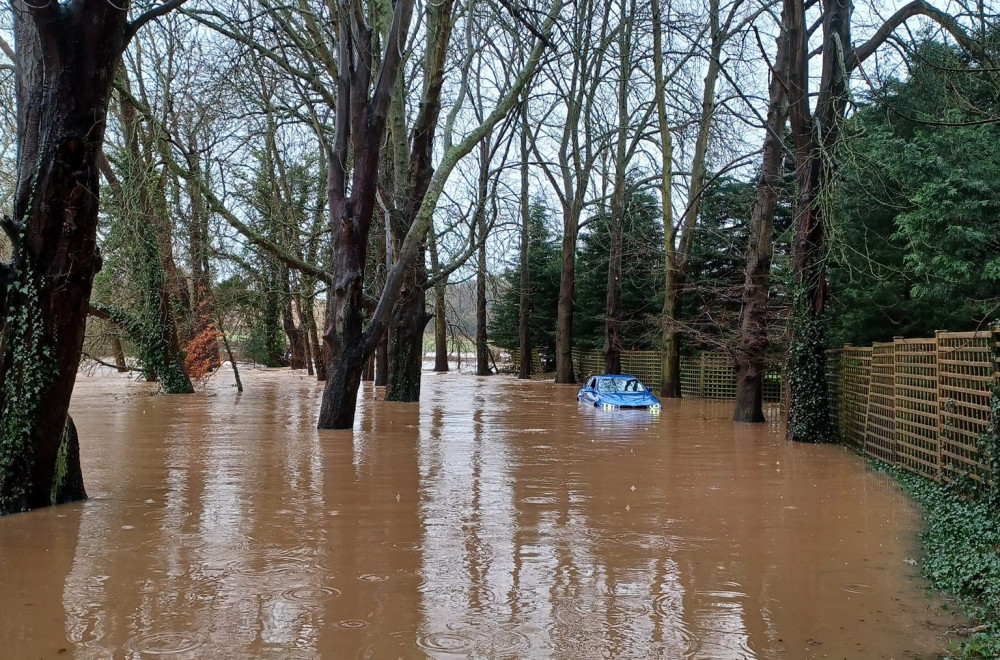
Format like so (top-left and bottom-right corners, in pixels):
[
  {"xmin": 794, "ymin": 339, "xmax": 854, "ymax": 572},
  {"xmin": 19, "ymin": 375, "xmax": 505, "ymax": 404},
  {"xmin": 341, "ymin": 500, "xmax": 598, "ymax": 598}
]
[{"xmin": 587, "ymin": 378, "xmax": 596, "ymax": 389}]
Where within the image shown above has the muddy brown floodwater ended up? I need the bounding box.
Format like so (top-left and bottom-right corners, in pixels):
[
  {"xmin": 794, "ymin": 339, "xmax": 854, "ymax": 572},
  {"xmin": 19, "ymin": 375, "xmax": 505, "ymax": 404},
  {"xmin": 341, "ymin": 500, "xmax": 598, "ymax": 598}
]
[{"xmin": 1, "ymin": 367, "xmax": 964, "ymax": 659}]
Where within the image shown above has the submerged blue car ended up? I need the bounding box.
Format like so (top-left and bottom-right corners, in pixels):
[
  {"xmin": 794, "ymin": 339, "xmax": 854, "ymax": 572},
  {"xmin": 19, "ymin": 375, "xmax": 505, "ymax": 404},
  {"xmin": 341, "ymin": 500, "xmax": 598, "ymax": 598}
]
[{"xmin": 578, "ymin": 375, "xmax": 661, "ymax": 412}]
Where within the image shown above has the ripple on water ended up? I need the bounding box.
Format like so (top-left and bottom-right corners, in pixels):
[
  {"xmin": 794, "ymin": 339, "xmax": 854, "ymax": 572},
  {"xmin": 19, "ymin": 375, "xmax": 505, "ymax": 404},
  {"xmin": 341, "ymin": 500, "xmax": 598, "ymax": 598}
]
[
  {"xmin": 415, "ymin": 631, "xmax": 475, "ymax": 654},
  {"xmin": 125, "ymin": 632, "xmax": 206, "ymax": 655},
  {"xmin": 281, "ymin": 585, "xmax": 342, "ymax": 602},
  {"xmin": 556, "ymin": 596, "xmax": 651, "ymax": 628},
  {"xmin": 337, "ymin": 619, "xmax": 369, "ymax": 629},
  {"xmin": 357, "ymin": 573, "xmax": 389, "ymax": 582},
  {"xmin": 354, "ymin": 631, "xmax": 424, "ymax": 659},
  {"xmin": 476, "ymin": 628, "xmax": 531, "ymax": 656},
  {"xmin": 521, "ymin": 495, "xmax": 558, "ymax": 505},
  {"xmin": 843, "ymin": 583, "xmax": 873, "ymax": 594},
  {"xmin": 390, "ymin": 541, "xmax": 423, "ymax": 551}
]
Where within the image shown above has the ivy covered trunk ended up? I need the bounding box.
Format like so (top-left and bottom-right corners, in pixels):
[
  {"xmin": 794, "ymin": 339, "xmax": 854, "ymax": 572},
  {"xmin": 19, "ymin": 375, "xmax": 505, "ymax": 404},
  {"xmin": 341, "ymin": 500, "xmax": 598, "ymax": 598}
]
[
  {"xmin": 783, "ymin": 0, "xmax": 846, "ymax": 443},
  {"xmin": 0, "ymin": 5, "xmax": 129, "ymax": 513}
]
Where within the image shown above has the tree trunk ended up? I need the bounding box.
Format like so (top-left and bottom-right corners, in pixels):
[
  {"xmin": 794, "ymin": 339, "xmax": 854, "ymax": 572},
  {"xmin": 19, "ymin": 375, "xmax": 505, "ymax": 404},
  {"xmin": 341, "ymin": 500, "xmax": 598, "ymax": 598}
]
[
  {"xmin": 112, "ymin": 336, "xmax": 129, "ymax": 373},
  {"xmin": 385, "ymin": 0, "xmax": 456, "ymax": 400},
  {"xmin": 185, "ymin": 134, "xmax": 220, "ymax": 371},
  {"xmin": 0, "ymin": 6, "xmax": 130, "ymax": 513},
  {"xmin": 433, "ymin": 281, "xmax": 449, "ymax": 371},
  {"xmin": 555, "ymin": 201, "xmax": 581, "ymax": 383},
  {"xmin": 604, "ymin": 210, "xmax": 623, "ymax": 375},
  {"xmin": 304, "ymin": 298, "xmax": 326, "ymax": 381},
  {"xmin": 375, "ymin": 330, "xmax": 389, "ymax": 386},
  {"xmin": 734, "ymin": 7, "xmax": 790, "ymax": 423},
  {"xmin": 282, "ymin": 273, "xmax": 307, "ymax": 370},
  {"xmin": 427, "ymin": 218, "xmax": 449, "ymax": 372},
  {"xmin": 518, "ymin": 98, "xmax": 532, "ymax": 380},
  {"xmin": 475, "ymin": 143, "xmax": 491, "ymax": 377},
  {"xmin": 387, "ymin": 278, "xmax": 431, "ymax": 401}
]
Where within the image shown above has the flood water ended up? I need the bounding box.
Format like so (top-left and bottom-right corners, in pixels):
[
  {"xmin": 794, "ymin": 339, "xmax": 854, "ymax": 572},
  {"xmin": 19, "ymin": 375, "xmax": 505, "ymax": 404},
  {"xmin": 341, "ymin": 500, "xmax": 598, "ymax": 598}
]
[{"xmin": 0, "ymin": 367, "xmax": 963, "ymax": 659}]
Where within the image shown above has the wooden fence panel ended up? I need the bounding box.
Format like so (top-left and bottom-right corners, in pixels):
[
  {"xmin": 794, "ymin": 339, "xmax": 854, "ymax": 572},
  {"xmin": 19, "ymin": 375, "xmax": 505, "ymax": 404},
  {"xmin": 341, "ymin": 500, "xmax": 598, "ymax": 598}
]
[
  {"xmin": 840, "ymin": 346, "xmax": 872, "ymax": 450},
  {"xmin": 827, "ymin": 350, "xmax": 843, "ymax": 436},
  {"xmin": 865, "ymin": 342, "xmax": 897, "ymax": 464},
  {"xmin": 894, "ymin": 338, "xmax": 940, "ymax": 480},
  {"xmin": 937, "ymin": 331, "xmax": 994, "ymax": 482}
]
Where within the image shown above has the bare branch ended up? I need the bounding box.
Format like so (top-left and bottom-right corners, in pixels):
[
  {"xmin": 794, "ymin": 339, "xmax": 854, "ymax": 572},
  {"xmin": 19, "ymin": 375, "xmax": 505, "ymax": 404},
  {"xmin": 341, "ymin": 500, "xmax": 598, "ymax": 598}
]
[{"xmin": 126, "ymin": 0, "xmax": 190, "ymax": 43}]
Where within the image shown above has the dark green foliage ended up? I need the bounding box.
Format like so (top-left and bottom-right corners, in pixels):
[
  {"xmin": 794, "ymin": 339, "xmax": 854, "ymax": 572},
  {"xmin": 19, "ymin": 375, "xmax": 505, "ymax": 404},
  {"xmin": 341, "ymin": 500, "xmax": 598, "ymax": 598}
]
[
  {"xmin": 876, "ymin": 462, "xmax": 1000, "ymax": 659},
  {"xmin": 214, "ymin": 274, "xmax": 286, "ymax": 367},
  {"xmin": 489, "ymin": 202, "xmax": 561, "ymax": 364},
  {"xmin": 573, "ymin": 190, "xmax": 664, "ymax": 351},
  {"xmin": 829, "ymin": 39, "xmax": 1000, "ymax": 345},
  {"xmin": 684, "ymin": 177, "xmax": 792, "ymax": 348},
  {"xmin": 0, "ymin": 262, "xmax": 52, "ymax": 514}
]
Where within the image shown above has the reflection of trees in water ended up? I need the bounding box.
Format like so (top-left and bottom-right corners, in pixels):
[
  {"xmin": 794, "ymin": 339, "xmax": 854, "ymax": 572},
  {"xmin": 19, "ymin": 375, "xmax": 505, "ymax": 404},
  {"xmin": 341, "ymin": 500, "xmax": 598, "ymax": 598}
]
[{"xmin": 13, "ymin": 372, "xmax": 959, "ymax": 657}]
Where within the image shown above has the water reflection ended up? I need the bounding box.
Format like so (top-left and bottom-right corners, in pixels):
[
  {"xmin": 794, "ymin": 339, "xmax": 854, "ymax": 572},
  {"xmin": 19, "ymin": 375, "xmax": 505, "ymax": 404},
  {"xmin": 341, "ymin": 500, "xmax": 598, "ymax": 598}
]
[{"xmin": 0, "ymin": 367, "xmax": 962, "ymax": 658}]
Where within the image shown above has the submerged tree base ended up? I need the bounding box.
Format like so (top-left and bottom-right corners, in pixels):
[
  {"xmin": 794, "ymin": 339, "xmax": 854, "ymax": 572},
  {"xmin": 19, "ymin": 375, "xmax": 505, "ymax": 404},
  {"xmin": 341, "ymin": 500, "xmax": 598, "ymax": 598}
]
[{"xmin": 51, "ymin": 416, "xmax": 87, "ymax": 506}]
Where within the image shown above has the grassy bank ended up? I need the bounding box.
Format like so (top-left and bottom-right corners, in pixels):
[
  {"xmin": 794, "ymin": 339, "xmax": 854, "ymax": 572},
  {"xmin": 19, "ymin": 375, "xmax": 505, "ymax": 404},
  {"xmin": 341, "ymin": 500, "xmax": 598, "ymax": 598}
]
[{"xmin": 873, "ymin": 462, "xmax": 1000, "ymax": 658}]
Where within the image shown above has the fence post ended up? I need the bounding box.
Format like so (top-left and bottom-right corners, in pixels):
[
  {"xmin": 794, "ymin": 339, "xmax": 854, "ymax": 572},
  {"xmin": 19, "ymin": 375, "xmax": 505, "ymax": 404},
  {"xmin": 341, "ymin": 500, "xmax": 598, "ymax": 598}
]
[
  {"xmin": 699, "ymin": 353, "xmax": 706, "ymax": 398},
  {"xmin": 934, "ymin": 330, "xmax": 944, "ymax": 482}
]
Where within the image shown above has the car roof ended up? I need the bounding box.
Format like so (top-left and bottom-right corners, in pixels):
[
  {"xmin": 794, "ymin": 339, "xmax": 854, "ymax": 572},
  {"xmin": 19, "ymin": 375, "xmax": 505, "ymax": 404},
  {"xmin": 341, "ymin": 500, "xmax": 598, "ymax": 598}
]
[{"xmin": 593, "ymin": 374, "xmax": 639, "ymax": 380}]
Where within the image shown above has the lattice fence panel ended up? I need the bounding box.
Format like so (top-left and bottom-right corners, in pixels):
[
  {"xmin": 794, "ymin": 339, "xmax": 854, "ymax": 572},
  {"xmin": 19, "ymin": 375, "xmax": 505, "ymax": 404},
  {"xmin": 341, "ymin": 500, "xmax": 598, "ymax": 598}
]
[
  {"xmin": 827, "ymin": 350, "xmax": 842, "ymax": 436},
  {"xmin": 621, "ymin": 351, "xmax": 661, "ymax": 388},
  {"xmin": 938, "ymin": 331, "xmax": 994, "ymax": 482},
  {"xmin": 572, "ymin": 349, "xmax": 603, "ymax": 383},
  {"xmin": 702, "ymin": 353, "xmax": 737, "ymax": 399},
  {"xmin": 865, "ymin": 342, "xmax": 897, "ymax": 464},
  {"xmin": 894, "ymin": 338, "xmax": 940, "ymax": 480},
  {"xmin": 840, "ymin": 346, "xmax": 871, "ymax": 450},
  {"xmin": 762, "ymin": 364, "xmax": 784, "ymax": 403},
  {"xmin": 511, "ymin": 349, "xmax": 553, "ymax": 381},
  {"xmin": 680, "ymin": 356, "xmax": 702, "ymax": 397}
]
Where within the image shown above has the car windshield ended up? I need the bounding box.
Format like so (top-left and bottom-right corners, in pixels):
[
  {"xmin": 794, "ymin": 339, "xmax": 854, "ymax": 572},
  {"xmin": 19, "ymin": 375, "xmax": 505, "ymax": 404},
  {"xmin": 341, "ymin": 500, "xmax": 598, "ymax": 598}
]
[{"xmin": 597, "ymin": 378, "xmax": 644, "ymax": 393}]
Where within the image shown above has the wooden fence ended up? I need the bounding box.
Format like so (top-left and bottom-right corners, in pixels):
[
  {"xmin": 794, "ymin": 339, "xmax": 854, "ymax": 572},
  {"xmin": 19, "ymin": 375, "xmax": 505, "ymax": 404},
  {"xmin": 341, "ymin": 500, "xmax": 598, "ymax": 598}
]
[
  {"xmin": 506, "ymin": 330, "xmax": 999, "ymax": 482},
  {"xmin": 827, "ymin": 328, "xmax": 1000, "ymax": 483},
  {"xmin": 506, "ymin": 349, "xmax": 783, "ymax": 402}
]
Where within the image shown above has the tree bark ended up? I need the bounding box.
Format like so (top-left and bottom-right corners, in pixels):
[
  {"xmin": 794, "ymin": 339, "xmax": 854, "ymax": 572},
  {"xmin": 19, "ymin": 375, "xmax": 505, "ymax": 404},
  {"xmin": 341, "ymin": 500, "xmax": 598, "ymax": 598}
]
[
  {"xmin": 428, "ymin": 222, "xmax": 449, "ymax": 372},
  {"xmin": 555, "ymin": 201, "xmax": 582, "ymax": 383},
  {"xmin": 0, "ymin": 4, "xmax": 130, "ymax": 513},
  {"xmin": 318, "ymin": 0, "xmax": 416, "ymax": 427},
  {"xmin": 661, "ymin": 0, "xmax": 722, "ymax": 398},
  {"xmin": 475, "ymin": 142, "xmax": 491, "ymax": 377},
  {"xmin": 112, "ymin": 336, "xmax": 129, "ymax": 373},
  {"xmin": 604, "ymin": 2, "xmax": 633, "ymax": 376},
  {"xmin": 652, "ymin": 0, "xmax": 677, "ymax": 397},
  {"xmin": 386, "ymin": 0, "xmax": 456, "ymax": 401},
  {"xmin": 518, "ymin": 99, "xmax": 532, "ymax": 380},
  {"xmin": 734, "ymin": 7, "xmax": 790, "ymax": 423}
]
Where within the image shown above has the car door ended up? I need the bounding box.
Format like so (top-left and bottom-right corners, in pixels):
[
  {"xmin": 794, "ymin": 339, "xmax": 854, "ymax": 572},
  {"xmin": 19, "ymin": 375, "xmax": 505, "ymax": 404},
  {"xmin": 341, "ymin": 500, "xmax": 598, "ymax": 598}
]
[{"xmin": 581, "ymin": 377, "xmax": 598, "ymax": 403}]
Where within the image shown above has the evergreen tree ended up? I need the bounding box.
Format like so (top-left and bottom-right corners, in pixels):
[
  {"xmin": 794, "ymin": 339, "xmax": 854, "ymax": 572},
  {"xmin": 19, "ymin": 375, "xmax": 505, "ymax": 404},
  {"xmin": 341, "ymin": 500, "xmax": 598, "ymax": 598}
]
[
  {"xmin": 489, "ymin": 202, "xmax": 561, "ymax": 367},
  {"xmin": 573, "ymin": 190, "xmax": 664, "ymax": 351}
]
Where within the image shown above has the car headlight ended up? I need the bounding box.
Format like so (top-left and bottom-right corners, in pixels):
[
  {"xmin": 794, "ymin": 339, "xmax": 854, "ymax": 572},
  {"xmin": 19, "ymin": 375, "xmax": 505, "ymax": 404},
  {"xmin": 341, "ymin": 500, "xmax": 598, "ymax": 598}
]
[{"xmin": 650, "ymin": 404, "xmax": 661, "ymax": 414}]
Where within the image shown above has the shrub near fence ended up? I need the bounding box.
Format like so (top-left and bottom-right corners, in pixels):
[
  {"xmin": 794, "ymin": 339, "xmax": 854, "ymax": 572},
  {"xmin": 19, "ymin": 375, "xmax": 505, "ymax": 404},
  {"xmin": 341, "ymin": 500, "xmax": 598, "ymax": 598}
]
[{"xmin": 828, "ymin": 327, "xmax": 1000, "ymax": 483}]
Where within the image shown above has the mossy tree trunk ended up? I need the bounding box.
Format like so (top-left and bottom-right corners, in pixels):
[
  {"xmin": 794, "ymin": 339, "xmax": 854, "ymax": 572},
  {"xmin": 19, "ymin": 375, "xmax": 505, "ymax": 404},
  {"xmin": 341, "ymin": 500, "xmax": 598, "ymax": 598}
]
[{"xmin": 0, "ymin": 1, "xmax": 181, "ymax": 514}]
